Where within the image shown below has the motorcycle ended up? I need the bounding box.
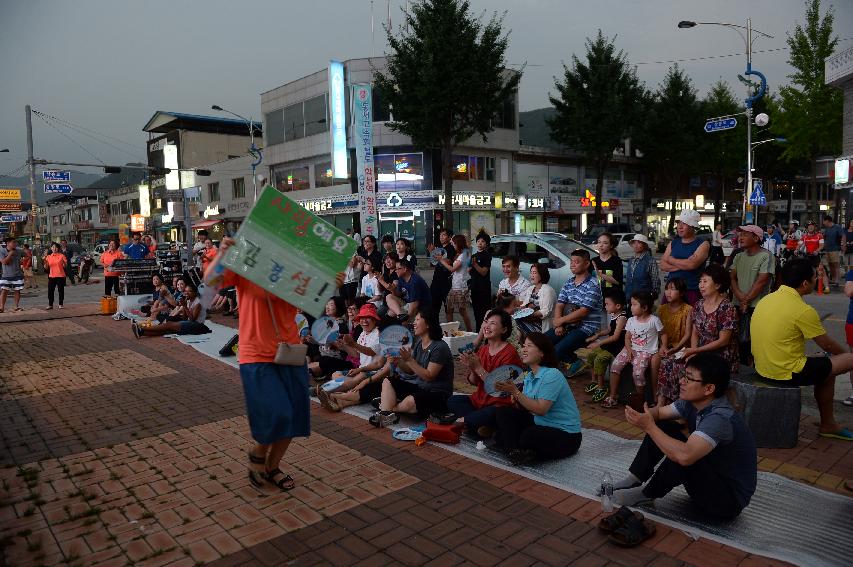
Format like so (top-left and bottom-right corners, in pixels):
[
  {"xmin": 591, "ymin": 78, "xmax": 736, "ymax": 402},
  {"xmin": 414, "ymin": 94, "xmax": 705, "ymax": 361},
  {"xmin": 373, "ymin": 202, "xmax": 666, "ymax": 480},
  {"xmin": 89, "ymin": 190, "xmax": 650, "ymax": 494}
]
[{"xmin": 78, "ymin": 254, "xmax": 95, "ymax": 283}]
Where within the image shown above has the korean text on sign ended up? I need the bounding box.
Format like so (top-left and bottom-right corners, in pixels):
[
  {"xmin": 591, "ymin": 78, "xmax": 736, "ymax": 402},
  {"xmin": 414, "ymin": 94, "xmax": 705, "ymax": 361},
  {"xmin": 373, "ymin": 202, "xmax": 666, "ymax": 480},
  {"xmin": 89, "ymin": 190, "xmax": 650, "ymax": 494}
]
[{"xmin": 221, "ymin": 186, "xmax": 358, "ymax": 318}]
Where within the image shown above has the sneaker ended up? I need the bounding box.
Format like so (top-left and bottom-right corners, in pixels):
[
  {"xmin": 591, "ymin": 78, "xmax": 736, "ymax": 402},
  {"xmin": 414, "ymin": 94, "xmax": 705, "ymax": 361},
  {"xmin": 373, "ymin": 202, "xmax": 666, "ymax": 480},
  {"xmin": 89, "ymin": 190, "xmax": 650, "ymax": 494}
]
[
  {"xmin": 369, "ymin": 411, "xmax": 399, "ymax": 428},
  {"xmin": 58, "ymin": 305, "xmax": 64, "ymax": 309},
  {"xmin": 843, "ymin": 396, "xmax": 853, "ymax": 407},
  {"xmin": 46, "ymin": 306, "xmax": 53, "ymax": 310},
  {"xmin": 565, "ymin": 360, "xmax": 586, "ymax": 378},
  {"xmin": 591, "ymin": 386, "xmax": 609, "ymax": 403},
  {"xmin": 584, "ymin": 381, "xmax": 599, "ymax": 394}
]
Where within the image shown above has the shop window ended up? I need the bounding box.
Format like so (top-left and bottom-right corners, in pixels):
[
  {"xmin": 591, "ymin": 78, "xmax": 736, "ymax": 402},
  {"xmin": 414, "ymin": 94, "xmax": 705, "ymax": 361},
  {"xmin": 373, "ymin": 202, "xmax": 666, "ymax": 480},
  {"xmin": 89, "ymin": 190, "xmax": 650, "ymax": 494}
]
[
  {"xmin": 208, "ymin": 182, "xmax": 220, "ymax": 202},
  {"xmin": 485, "ymin": 157, "xmax": 496, "ymax": 181},
  {"xmin": 451, "ymin": 155, "xmax": 469, "ymax": 181},
  {"xmin": 304, "ymin": 94, "xmax": 328, "ymax": 137},
  {"xmin": 131, "ymin": 199, "xmax": 140, "ymax": 214},
  {"xmin": 290, "ymin": 166, "xmax": 310, "ymax": 191},
  {"xmin": 469, "ymin": 157, "xmax": 485, "ymax": 181},
  {"xmin": 314, "ymin": 160, "xmax": 338, "ymax": 188},
  {"xmin": 283, "ymin": 102, "xmax": 304, "ymax": 141},
  {"xmin": 232, "ymin": 178, "xmax": 246, "ymax": 200},
  {"xmin": 376, "ymin": 153, "xmax": 424, "ymax": 190},
  {"xmin": 110, "ymin": 203, "xmax": 119, "ymax": 216},
  {"xmin": 265, "ymin": 109, "xmax": 284, "ymax": 145}
]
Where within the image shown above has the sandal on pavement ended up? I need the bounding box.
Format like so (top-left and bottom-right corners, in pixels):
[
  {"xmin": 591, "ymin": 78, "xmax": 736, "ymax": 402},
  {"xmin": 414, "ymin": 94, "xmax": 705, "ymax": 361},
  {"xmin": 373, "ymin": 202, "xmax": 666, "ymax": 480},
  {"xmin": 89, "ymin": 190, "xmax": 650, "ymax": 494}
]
[
  {"xmin": 592, "ymin": 386, "xmax": 609, "ymax": 403},
  {"xmin": 600, "ymin": 397, "xmax": 619, "ymax": 409},
  {"xmin": 247, "ymin": 450, "xmax": 266, "ymax": 466},
  {"xmin": 818, "ymin": 428, "xmax": 853, "ymax": 441},
  {"xmin": 599, "ymin": 506, "xmax": 644, "ymax": 534},
  {"xmin": 608, "ymin": 514, "xmax": 656, "ymax": 547},
  {"xmin": 264, "ymin": 468, "xmax": 295, "ymax": 491}
]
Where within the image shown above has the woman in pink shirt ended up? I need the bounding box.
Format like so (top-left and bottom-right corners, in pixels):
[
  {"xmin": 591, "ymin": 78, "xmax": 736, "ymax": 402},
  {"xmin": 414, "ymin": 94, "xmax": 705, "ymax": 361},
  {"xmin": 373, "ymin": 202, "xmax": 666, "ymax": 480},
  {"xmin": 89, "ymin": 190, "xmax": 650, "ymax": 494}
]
[{"xmin": 43, "ymin": 242, "xmax": 68, "ymax": 310}]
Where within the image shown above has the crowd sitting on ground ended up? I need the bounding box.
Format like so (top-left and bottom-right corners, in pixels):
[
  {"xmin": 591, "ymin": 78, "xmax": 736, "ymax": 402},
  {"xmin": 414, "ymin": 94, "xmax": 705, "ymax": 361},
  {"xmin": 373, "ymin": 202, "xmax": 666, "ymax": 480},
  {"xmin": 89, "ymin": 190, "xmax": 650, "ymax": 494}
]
[{"xmin": 112, "ymin": 210, "xmax": 853, "ymax": 532}]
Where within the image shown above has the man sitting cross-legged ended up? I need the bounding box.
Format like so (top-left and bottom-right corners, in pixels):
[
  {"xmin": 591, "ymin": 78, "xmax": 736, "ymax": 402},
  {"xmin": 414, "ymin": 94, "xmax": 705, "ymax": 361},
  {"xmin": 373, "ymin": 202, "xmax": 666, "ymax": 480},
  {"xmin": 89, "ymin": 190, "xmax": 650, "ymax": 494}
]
[{"xmin": 613, "ymin": 353, "xmax": 757, "ymax": 520}]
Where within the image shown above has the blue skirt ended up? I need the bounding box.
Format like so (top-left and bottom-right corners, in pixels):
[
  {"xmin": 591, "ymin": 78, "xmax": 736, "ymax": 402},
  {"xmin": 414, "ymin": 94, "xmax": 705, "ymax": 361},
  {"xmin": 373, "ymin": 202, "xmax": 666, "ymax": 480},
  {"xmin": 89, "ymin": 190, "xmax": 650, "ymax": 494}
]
[{"xmin": 239, "ymin": 362, "xmax": 311, "ymax": 444}]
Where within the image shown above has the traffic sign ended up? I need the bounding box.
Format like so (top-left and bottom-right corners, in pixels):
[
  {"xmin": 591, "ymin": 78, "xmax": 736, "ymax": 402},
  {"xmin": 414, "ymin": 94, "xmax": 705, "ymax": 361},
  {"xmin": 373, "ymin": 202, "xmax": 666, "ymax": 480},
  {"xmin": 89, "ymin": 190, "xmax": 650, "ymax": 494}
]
[
  {"xmin": 44, "ymin": 183, "xmax": 73, "ymax": 194},
  {"xmin": 0, "ymin": 213, "xmax": 27, "ymax": 223},
  {"xmin": 0, "ymin": 188, "xmax": 22, "ymax": 200},
  {"xmin": 43, "ymin": 170, "xmax": 71, "ymax": 182},
  {"xmin": 704, "ymin": 118, "xmax": 737, "ymax": 133},
  {"xmin": 749, "ymin": 179, "xmax": 767, "ymax": 206},
  {"xmin": 0, "ymin": 203, "xmax": 22, "ymax": 211}
]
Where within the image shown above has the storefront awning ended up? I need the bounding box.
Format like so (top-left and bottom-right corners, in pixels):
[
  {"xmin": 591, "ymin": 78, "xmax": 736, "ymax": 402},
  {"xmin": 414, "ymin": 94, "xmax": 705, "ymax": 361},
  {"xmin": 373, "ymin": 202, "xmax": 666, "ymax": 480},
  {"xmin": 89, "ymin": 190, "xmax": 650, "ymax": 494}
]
[
  {"xmin": 100, "ymin": 229, "xmax": 118, "ymax": 234},
  {"xmin": 192, "ymin": 219, "xmax": 221, "ymax": 229}
]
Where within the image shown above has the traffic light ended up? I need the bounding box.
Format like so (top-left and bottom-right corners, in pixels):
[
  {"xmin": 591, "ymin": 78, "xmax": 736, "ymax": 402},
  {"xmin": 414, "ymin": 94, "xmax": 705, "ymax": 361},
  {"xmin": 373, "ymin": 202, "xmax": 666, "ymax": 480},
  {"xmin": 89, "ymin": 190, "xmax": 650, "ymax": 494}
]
[
  {"xmin": 194, "ymin": 169, "xmax": 211, "ymax": 176},
  {"xmin": 103, "ymin": 166, "xmax": 122, "ymax": 174}
]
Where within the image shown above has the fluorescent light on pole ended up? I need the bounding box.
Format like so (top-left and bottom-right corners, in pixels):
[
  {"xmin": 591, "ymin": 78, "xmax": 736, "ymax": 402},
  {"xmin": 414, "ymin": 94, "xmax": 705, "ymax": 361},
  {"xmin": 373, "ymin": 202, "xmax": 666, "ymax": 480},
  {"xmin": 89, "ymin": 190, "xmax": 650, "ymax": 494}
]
[
  {"xmin": 695, "ymin": 194, "xmax": 705, "ymax": 208},
  {"xmin": 138, "ymin": 184, "xmax": 151, "ymax": 217},
  {"xmin": 329, "ymin": 60, "xmax": 348, "ymax": 178},
  {"xmin": 835, "ymin": 158, "xmax": 850, "ymax": 185},
  {"xmin": 163, "ymin": 145, "xmax": 179, "ymax": 191}
]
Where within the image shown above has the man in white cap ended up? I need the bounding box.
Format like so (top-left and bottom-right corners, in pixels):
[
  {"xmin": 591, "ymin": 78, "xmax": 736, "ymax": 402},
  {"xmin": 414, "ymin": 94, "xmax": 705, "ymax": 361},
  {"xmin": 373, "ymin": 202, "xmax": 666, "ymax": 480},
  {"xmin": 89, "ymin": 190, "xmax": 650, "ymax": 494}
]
[
  {"xmin": 659, "ymin": 209, "xmax": 710, "ymax": 305},
  {"xmin": 731, "ymin": 225, "xmax": 775, "ymax": 364},
  {"xmin": 625, "ymin": 234, "xmax": 660, "ymax": 300}
]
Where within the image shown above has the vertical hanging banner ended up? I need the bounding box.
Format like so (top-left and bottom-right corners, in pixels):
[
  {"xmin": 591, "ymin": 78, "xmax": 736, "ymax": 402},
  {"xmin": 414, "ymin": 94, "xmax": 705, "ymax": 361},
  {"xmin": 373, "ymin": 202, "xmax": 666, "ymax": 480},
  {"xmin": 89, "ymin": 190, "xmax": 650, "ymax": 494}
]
[
  {"xmin": 353, "ymin": 83, "xmax": 379, "ymax": 238},
  {"xmin": 328, "ymin": 61, "xmax": 348, "ymax": 179}
]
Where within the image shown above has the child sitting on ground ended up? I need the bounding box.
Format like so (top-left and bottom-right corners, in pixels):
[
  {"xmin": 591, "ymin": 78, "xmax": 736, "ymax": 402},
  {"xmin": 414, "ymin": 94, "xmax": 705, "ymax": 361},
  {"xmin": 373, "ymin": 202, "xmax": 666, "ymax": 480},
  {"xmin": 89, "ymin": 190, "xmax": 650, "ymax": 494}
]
[
  {"xmin": 654, "ymin": 278, "xmax": 693, "ymax": 406},
  {"xmin": 584, "ymin": 290, "xmax": 628, "ymax": 402},
  {"xmin": 601, "ymin": 291, "xmax": 664, "ymax": 409}
]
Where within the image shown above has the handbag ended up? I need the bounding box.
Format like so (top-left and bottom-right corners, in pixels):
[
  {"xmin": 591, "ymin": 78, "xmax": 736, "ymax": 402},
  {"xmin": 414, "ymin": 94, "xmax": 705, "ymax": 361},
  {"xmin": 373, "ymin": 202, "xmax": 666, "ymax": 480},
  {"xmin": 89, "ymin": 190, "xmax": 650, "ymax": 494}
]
[{"xmin": 266, "ymin": 294, "xmax": 308, "ymax": 366}]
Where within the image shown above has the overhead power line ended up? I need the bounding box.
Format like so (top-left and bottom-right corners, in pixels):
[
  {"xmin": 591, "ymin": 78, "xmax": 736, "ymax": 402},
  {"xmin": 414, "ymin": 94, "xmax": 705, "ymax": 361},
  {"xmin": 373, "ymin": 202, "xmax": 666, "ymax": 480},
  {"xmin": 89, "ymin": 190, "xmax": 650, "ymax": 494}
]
[
  {"xmin": 32, "ymin": 109, "xmax": 146, "ymax": 162},
  {"xmin": 35, "ymin": 113, "xmax": 106, "ymax": 165},
  {"xmin": 632, "ymin": 36, "xmax": 852, "ymax": 66}
]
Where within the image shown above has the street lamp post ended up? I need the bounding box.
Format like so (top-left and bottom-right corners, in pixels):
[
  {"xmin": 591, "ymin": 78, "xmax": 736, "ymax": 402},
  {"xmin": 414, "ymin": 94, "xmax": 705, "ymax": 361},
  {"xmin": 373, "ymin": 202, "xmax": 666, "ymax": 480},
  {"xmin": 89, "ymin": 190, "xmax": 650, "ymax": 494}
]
[
  {"xmin": 750, "ymin": 137, "xmax": 787, "ymax": 225},
  {"xmin": 678, "ymin": 19, "xmax": 773, "ymax": 224},
  {"xmin": 211, "ymin": 105, "xmax": 263, "ymax": 201}
]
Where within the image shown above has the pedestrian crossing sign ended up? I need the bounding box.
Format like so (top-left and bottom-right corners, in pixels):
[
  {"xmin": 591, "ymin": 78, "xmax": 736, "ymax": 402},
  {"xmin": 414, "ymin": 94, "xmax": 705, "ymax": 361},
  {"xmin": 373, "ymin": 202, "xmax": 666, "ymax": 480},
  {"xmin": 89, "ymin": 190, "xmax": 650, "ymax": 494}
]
[{"xmin": 749, "ymin": 180, "xmax": 767, "ymax": 206}]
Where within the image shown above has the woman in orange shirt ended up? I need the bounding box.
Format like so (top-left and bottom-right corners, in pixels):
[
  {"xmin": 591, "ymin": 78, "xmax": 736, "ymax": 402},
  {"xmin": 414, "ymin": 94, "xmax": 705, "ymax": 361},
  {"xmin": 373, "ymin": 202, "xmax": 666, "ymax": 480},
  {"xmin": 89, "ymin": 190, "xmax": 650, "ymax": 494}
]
[
  {"xmin": 100, "ymin": 240, "xmax": 125, "ymax": 296},
  {"xmin": 43, "ymin": 242, "xmax": 68, "ymax": 310}
]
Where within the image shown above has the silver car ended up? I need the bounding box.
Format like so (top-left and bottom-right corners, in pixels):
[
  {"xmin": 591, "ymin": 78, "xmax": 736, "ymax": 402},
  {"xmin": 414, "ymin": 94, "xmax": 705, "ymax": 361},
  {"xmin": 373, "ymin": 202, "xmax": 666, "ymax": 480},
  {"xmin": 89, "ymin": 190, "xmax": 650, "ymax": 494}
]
[{"xmin": 488, "ymin": 233, "xmax": 600, "ymax": 292}]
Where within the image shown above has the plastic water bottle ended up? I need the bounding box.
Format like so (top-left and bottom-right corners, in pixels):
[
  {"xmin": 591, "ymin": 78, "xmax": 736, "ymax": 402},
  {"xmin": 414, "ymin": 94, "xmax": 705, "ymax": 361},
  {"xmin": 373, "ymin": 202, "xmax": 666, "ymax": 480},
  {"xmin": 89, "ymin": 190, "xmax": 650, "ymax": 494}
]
[{"xmin": 600, "ymin": 472, "xmax": 614, "ymax": 513}]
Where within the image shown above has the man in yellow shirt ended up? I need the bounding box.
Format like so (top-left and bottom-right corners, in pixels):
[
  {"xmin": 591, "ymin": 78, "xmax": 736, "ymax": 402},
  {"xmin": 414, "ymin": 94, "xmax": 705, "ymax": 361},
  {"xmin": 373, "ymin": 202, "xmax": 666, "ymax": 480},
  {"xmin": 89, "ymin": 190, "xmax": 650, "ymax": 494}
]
[{"xmin": 751, "ymin": 258, "xmax": 853, "ymax": 440}]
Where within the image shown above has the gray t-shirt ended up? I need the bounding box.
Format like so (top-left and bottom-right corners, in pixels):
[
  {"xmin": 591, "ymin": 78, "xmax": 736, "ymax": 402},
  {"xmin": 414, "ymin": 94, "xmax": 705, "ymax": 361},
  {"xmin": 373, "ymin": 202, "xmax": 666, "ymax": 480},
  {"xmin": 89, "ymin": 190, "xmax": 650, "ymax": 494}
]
[
  {"xmin": 0, "ymin": 247, "xmax": 24, "ymax": 279},
  {"xmin": 397, "ymin": 338, "xmax": 454, "ymax": 393}
]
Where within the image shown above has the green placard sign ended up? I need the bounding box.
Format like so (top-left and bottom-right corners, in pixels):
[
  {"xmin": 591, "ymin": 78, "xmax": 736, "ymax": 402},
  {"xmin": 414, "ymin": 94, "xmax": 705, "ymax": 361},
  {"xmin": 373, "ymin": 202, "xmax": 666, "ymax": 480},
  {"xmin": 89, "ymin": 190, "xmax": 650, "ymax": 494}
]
[{"xmin": 222, "ymin": 185, "xmax": 357, "ymax": 317}]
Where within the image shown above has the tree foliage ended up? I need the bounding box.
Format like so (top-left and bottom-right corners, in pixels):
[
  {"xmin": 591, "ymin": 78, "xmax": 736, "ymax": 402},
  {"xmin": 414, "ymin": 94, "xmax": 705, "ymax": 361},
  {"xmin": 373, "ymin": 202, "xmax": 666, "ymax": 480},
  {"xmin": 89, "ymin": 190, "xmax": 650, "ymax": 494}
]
[
  {"xmin": 778, "ymin": 0, "xmax": 842, "ymax": 214},
  {"xmin": 373, "ymin": 0, "xmax": 520, "ymax": 232},
  {"xmin": 548, "ymin": 31, "xmax": 644, "ymax": 222},
  {"xmin": 635, "ymin": 65, "xmax": 705, "ymax": 232}
]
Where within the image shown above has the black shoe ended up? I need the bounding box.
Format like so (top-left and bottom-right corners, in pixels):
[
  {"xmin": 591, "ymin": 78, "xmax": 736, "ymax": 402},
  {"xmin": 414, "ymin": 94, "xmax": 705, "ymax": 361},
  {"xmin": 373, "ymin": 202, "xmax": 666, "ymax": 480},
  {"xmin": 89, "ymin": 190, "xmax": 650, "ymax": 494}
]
[{"xmin": 371, "ymin": 397, "xmax": 381, "ymax": 410}]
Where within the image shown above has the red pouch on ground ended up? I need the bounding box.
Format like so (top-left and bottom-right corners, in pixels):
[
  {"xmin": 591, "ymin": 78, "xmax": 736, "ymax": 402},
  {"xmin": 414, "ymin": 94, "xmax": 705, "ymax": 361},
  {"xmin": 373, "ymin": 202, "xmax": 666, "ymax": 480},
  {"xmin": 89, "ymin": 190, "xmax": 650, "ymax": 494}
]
[{"xmin": 421, "ymin": 421, "xmax": 463, "ymax": 444}]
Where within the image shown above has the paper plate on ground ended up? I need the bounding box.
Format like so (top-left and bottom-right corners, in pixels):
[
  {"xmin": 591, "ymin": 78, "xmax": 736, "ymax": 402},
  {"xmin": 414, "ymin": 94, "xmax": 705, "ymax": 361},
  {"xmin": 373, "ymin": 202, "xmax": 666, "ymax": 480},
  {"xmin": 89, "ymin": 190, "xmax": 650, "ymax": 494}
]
[
  {"xmin": 311, "ymin": 316, "xmax": 340, "ymax": 345},
  {"xmin": 429, "ymin": 247, "xmax": 447, "ymax": 266},
  {"xmin": 295, "ymin": 314, "xmax": 310, "ymax": 337},
  {"xmin": 392, "ymin": 428, "xmax": 422, "ymax": 441},
  {"xmin": 379, "ymin": 325, "xmax": 414, "ymax": 356},
  {"xmin": 512, "ymin": 307, "xmax": 535, "ymax": 320},
  {"xmin": 483, "ymin": 365, "xmax": 525, "ymax": 397}
]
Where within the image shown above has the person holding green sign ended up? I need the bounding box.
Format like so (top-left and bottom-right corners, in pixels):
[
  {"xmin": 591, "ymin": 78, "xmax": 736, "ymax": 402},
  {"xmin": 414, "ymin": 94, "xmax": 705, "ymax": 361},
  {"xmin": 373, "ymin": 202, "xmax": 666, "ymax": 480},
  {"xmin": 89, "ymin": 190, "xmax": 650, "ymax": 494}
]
[{"xmin": 206, "ymin": 236, "xmax": 344, "ymax": 492}]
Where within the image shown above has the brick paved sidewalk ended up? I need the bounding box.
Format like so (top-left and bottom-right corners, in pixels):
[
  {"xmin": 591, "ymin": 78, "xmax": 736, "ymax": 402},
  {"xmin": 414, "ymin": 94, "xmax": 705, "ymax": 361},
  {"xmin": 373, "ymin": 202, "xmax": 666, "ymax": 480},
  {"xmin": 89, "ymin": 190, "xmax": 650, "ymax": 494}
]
[{"xmin": 0, "ymin": 311, "xmax": 841, "ymax": 566}]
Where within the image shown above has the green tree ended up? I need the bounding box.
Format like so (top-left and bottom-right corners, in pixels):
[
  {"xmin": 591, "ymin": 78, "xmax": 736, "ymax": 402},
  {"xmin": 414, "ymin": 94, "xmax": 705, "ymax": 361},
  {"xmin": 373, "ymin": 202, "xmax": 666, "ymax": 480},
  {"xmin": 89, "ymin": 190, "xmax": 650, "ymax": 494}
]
[
  {"xmin": 635, "ymin": 65, "xmax": 705, "ymax": 232},
  {"xmin": 548, "ymin": 31, "xmax": 644, "ymax": 223},
  {"xmin": 373, "ymin": 0, "xmax": 520, "ymax": 232},
  {"xmin": 779, "ymin": 0, "xmax": 842, "ymax": 217},
  {"xmin": 701, "ymin": 80, "xmax": 742, "ymax": 226}
]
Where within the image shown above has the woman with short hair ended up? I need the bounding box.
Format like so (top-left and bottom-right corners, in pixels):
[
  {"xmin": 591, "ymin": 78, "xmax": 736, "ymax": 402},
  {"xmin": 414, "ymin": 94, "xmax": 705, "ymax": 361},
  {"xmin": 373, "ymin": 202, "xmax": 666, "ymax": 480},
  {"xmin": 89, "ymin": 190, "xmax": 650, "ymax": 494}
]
[{"xmin": 495, "ymin": 332, "xmax": 582, "ymax": 465}]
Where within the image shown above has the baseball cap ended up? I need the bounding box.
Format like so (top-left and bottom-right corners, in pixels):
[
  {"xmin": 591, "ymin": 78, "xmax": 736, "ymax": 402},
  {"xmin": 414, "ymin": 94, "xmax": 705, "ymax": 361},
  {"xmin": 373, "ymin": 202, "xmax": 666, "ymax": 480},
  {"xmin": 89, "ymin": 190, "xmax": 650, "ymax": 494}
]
[
  {"xmin": 737, "ymin": 225, "xmax": 764, "ymax": 239},
  {"xmin": 676, "ymin": 209, "xmax": 701, "ymax": 228}
]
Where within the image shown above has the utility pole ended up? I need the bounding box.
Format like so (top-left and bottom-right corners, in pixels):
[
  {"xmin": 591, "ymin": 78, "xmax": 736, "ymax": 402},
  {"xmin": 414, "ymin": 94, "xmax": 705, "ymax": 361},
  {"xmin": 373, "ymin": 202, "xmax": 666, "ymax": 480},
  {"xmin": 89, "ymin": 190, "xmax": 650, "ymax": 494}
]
[{"xmin": 25, "ymin": 105, "xmax": 39, "ymax": 245}]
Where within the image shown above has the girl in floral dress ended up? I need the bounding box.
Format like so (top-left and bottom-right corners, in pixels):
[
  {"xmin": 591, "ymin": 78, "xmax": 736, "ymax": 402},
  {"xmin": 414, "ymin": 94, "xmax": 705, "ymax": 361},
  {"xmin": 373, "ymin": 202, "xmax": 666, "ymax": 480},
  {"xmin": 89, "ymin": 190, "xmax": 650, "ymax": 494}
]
[{"xmin": 654, "ymin": 278, "xmax": 693, "ymax": 405}]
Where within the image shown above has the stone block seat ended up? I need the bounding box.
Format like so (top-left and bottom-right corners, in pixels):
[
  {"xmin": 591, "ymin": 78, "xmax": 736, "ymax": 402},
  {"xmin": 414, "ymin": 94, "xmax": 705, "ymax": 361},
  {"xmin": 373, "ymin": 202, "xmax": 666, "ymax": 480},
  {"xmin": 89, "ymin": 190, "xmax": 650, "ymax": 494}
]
[{"xmin": 730, "ymin": 365, "xmax": 801, "ymax": 449}]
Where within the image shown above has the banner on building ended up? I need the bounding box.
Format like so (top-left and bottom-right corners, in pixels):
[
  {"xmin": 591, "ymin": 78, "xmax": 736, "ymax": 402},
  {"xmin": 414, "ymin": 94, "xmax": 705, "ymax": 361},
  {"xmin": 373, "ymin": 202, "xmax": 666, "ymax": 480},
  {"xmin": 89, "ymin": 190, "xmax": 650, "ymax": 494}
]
[
  {"xmin": 353, "ymin": 83, "xmax": 379, "ymax": 238},
  {"xmin": 221, "ymin": 186, "xmax": 358, "ymax": 317},
  {"xmin": 329, "ymin": 61, "xmax": 348, "ymax": 178}
]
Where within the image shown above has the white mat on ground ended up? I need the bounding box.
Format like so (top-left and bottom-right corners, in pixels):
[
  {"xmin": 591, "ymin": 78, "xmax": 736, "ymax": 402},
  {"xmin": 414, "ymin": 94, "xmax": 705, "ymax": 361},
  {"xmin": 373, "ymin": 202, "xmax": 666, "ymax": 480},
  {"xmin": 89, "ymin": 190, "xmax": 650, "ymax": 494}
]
[
  {"xmin": 165, "ymin": 320, "xmax": 239, "ymax": 369},
  {"xmin": 340, "ymin": 403, "xmax": 851, "ymax": 567}
]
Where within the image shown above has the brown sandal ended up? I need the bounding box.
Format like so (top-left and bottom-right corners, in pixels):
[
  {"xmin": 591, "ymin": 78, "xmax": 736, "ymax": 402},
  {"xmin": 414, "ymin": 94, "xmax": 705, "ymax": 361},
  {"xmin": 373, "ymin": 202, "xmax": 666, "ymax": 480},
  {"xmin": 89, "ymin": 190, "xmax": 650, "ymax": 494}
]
[
  {"xmin": 599, "ymin": 506, "xmax": 644, "ymax": 533},
  {"xmin": 264, "ymin": 468, "xmax": 295, "ymax": 491}
]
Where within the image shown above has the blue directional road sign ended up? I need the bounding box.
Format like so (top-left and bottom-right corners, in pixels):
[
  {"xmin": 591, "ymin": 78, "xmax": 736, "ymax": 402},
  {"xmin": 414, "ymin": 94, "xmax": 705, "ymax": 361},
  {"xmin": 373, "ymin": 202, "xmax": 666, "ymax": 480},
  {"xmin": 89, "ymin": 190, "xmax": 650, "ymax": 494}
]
[
  {"xmin": 44, "ymin": 183, "xmax": 73, "ymax": 194},
  {"xmin": 704, "ymin": 118, "xmax": 737, "ymax": 133},
  {"xmin": 43, "ymin": 170, "xmax": 71, "ymax": 182},
  {"xmin": 749, "ymin": 179, "xmax": 767, "ymax": 206},
  {"xmin": 0, "ymin": 213, "xmax": 27, "ymax": 223}
]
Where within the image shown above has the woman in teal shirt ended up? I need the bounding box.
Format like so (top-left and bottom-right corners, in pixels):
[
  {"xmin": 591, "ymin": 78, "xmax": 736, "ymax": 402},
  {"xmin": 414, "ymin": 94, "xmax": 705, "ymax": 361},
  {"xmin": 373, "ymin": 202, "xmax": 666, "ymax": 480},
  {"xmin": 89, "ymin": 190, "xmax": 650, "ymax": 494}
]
[{"xmin": 495, "ymin": 332, "xmax": 582, "ymax": 466}]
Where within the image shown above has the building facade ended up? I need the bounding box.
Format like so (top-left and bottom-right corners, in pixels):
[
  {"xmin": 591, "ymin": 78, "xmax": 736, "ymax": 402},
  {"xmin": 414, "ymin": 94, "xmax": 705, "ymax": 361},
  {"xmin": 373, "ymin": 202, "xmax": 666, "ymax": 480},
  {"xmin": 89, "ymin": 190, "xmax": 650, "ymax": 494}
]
[{"xmin": 260, "ymin": 57, "xmax": 519, "ymax": 253}]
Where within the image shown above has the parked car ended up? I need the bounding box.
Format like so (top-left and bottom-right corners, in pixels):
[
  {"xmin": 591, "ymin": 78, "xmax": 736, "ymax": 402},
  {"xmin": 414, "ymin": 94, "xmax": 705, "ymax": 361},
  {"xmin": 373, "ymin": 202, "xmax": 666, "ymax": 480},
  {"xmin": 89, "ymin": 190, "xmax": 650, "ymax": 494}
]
[
  {"xmin": 579, "ymin": 223, "xmax": 633, "ymax": 245},
  {"xmin": 658, "ymin": 224, "xmax": 714, "ymax": 253},
  {"xmin": 613, "ymin": 233, "xmax": 657, "ymax": 260},
  {"xmin": 721, "ymin": 231, "xmax": 737, "ymax": 257},
  {"xmin": 488, "ymin": 233, "xmax": 600, "ymax": 292}
]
